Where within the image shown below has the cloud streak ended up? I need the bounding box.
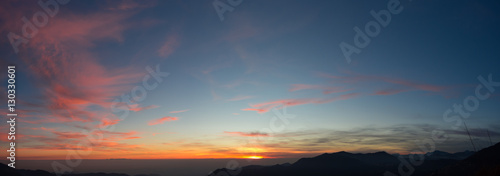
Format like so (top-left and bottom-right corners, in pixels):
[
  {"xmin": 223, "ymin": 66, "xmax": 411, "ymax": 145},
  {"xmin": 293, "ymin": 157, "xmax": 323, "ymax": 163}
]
[
  {"xmin": 289, "ymin": 84, "xmax": 352, "ymax": 94},
  {"xmin": 224, "ymin": 131, "xmax": 270, "ymax": 137},
  {"xmin": 169, "ymin": 109, "xmax": 190, "ymax": 114},
  {"xmin": 158, "ymin": 33, "xmax": 180, "ymax": 58},
  {"xmin": 318, "ymin": 71, "xmax": 450, "ymax": 96},
  {"xmin": 130, "ymin": 104, "xmax": 160, "ymax": 112},
  {"xmin": 227, "ymin": 95, "xmax": 254, "ymax": 101},
  {"xmin": 148, "ymin": 116, "xmax": 179, "ymax": 125},
  {"xmin": 242, "ymin": 93, "xmax": 361, "ymax": 113}
]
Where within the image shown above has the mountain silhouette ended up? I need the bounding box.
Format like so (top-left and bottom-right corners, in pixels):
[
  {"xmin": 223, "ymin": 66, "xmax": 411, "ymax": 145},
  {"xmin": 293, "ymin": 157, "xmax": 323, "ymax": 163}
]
[
  {"xmin": 208, "ymin": 150, "xmax": 473, "ymax": 176},
  {"xmin": 0, "ymin": 163, "xmax": 131, "ymax": 176},
  {"xmin": 413, "ymin": 150, "xmax": 474, "ymax": 160},
  {"xmin": 430, "ymin": 142, "xmax": 500, "ymax": 176}
]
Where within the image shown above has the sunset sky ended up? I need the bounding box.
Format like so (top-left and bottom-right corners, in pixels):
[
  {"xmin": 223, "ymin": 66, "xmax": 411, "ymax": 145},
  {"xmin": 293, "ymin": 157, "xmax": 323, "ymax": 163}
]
[{"xmin": 1, "ymin": 0, "xmax": 500, "ymax": 160}]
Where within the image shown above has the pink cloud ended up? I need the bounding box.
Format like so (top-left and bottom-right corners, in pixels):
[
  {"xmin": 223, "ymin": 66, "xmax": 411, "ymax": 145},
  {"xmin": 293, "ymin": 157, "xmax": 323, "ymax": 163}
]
[
  {"xmin": 242, "ymin": 108, "xmax": 269, "ymax": 113},
  {"xmin": 0, "ymin": 9, "xmax": 163, "ymax": 157},
  {"xmin": 148, "ymin": 116, "xmax": 179, "ymax": 125},
  {"xmin": 10, "ymin": 11, "xmax": 148, "ymax": 125},
  {"xmin": 169, "ymin": 109, "xmax": 190, "ymax": 113},
  {"xmin": 100, "ymin": 118, "xmax": 122, "ymax": 127},
  {"xmin": 158, "ymin": 33, "xmax": 180, "ymax": 58}
]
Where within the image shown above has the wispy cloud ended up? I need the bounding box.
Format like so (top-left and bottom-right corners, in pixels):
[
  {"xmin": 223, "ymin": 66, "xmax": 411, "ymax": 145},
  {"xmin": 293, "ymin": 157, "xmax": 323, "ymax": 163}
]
[
  {"xmin": 289, "ymin": 84, "xmax": 352, "ymax": 94},
  {"xmin": 130, "ymin": 104, "xmax": 159, "ymax": 112},
  {"xmin": 158, "ymin": 33, "xmax": 180, "ymax": 58},
  {"xmin": 23, "ymin": 127, "xmax": 142, "ymax": 149},
  {"xmin": 318, "ymin": 71, "xmax": 450, "ymax": 96},
  {"xmin": 242, "ymin": 93, "xmax": 361, "ymax": 113},
  {"xmin": 224, "ymin": 131, "xmax": 270, "ymax": 137},
  {"xmin": 254, "ymin": 124, "xmax": 500, "ymax": 155},
  {"xmin": 107, "ymin": 0, "xmax": 157, "ymax": 11},
  {"xmin": 148, "ymin": 116, "xmax": 179, "ymax": 125},
  {"xmin": 169, "ymin": 109, "xmax": 190, "ymax": 113},
  {"xmin": 10, "ymin": 10, "xmax": 148, "ymax": 125},
  {"xmin": 227, "ymin": 95, "xmax": 254, "ymax": 101},
  {"xmin": 100, "ymin": 118, "xmax": 121, "ymax": 127},
  {"xmin": 373, "ymin": 89, "xmax": 410, "ymax": 95}
]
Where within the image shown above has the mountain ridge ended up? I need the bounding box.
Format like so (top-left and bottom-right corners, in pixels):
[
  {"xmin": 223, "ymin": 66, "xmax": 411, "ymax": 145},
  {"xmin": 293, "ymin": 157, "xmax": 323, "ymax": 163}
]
[{"xmin": 207, "ymin": 147, "xmax": 491, "ymax": 176}]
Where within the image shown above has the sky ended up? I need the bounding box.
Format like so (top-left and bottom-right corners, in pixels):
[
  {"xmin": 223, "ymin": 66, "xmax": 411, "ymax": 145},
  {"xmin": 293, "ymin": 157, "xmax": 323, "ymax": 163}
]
[{"xmin": 0, "ymin": 0, "xmax": 499, "ymax": 161}]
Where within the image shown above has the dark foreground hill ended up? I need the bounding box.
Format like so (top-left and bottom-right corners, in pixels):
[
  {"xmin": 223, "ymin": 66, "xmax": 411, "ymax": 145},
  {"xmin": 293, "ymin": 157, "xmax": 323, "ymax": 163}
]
[{"xmin": 430, "ymin": 142, "xmax": 500, "ymax": 176}]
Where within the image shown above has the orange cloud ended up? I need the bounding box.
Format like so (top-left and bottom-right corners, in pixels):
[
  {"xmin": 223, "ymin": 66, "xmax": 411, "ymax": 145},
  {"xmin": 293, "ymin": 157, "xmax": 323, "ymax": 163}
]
[{"xmin": 148, "ymin": 116, "xmax": 179, "ymax": 125}]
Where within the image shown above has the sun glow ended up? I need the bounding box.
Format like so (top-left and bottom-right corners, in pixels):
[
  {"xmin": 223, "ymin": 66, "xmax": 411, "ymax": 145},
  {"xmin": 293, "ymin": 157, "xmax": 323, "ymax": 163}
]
[{"xmin": 243, "ymin": 156, "xmax": 263, "ymax": 159}]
